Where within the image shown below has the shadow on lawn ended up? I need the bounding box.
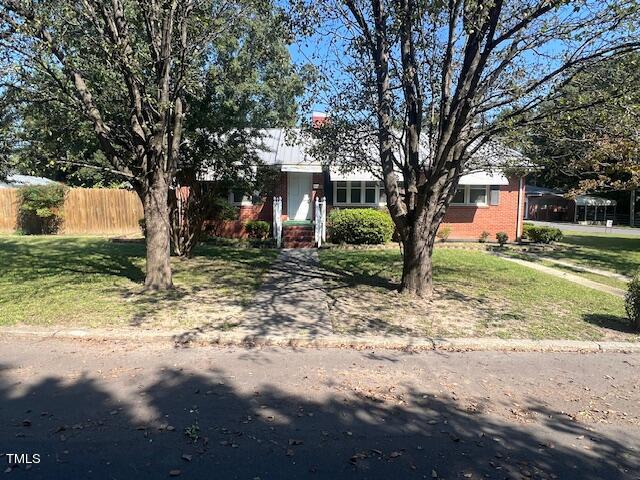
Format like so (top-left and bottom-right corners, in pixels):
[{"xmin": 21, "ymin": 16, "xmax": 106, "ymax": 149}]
[
  {"xmin": 125, "ymin": 245, "xmax": 277, "ymax": 328},
  {"xmin": 0, "ymin": 236, "xmax": 145, "ymax": 283},
  {"xmin": 0, "ymin": 361, "xmax": 636, "ymax": 479},
  {"xmin": 582, "ymin": 313, "xmax": 637, "ymax": 335}
]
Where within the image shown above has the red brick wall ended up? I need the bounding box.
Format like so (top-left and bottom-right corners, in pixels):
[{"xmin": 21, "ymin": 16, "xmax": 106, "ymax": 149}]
[
  {"xmin": 212, "ymin": 172, "xmax": 286, "ymax": 238},
  {"xmin": 440, "ymin": 176, "xmax": 524, "ymax": 241},
  {"xmin": 210, "ymin": 173, "xmax": 525, "ymax": 242}
]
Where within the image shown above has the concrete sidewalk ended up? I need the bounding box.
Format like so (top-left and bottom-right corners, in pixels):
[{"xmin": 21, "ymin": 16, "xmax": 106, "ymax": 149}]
[
  {"xmin": 3, "ymin": 325, "xmax": 640, "ymax": 353},
  {"xmin": 494, "ymin": 252, "xmax": 627, "ymax": 297}
]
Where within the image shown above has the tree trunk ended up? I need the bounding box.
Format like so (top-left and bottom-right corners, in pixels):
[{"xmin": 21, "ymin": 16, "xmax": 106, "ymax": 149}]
[
  {"xmin": 400, "ymin": 225, "xmax": 436, "ymax": 298},
  {"xmin": 142, "ymin": 173, "xmax": 173, "ymax": 290}
]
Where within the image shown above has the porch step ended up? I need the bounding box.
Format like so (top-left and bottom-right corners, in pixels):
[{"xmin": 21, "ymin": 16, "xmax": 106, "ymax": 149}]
[{"xmin": 282, "ymin": 225, "xmax": 315, "ymax": 248}]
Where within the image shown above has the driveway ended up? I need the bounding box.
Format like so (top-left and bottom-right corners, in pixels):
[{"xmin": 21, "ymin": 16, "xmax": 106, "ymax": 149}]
[
  {"xmin": 1, "ymin": 337, "xmax": 638, "ymax": 479},
  {"xmin": 529, "ymin": 220, "xmax": 640, "ymax": 236}
]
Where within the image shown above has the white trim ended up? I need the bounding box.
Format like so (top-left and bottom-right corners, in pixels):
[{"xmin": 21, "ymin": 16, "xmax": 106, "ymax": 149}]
[
  {"xmin": 450, "ymin": 185, "xmax": 490, "ymax": 206},
  {"xmin": 459, "ymin": 172, "xmax": 509, "ymax": 185},
  {"xmin": 281, "ymin": 164, "xmax": 323, "ymax": 173},
  {"xmin": 333, "ymin": 180, "xmax": 381, "ymax": 206}
]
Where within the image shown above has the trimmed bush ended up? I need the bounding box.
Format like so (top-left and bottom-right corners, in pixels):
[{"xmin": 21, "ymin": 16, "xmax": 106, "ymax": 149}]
[
  {"xmin": 625, "ymin": 272, "xmax": 640, "ymax": 331},
  {"xmin": 496, "ymin": 231, "xmax": 509, "ymax": 247},
  {"xmin": 329, "ymin": 208, "xmax": 394, "ymax": 245},
  {"xmin": 479, "ymin": 230, "xmax": 490, "ymax": 243},
  {"xmin": 17, "ymin": 184, "xmax": 67, "ymax": 234},
  {"xmin": 245, "ymin": 220, "xmax": 270, "ymax": 239},
  {"xmin": 525, "ymin": 225, "xmax": 563, "ymax": 244},
  {"xmin": 436, "ymin": 225, "xmax": 452, "ymax": 242}
]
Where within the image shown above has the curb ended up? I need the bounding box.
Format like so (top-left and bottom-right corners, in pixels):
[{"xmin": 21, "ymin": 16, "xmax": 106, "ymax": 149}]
[{"xmin": 2, "ymin": 327, "xmax": 640, "ymax": 353}]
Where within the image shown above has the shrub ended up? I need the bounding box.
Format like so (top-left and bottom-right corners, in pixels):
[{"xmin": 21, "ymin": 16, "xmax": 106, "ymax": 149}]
[
  {"xmin": 329, "ymin": 208, "xmax": 394, "ymax": 245},
  {"xmin": 625, "ymin": 273, "xmax": 640, "ymax": 331},
  {"xmin": 525, "ymin": 225, "xmax": 563, "ymax": 244},
  {"xmin": 436, "ymin": 225, "xmax": 452, "ymax": 242},
  {"xmin": 522, "ymin": 222, "xmax": 534, "ymax": 240},
  {"xmin": 478, "ymin": 231, "xmax": 490, "ymax": 243},
  {"xmin": 17, "ymin": 184, "xmax": 67, "ymax": 234},
  {"xmin": 496, "ymin": 231, "xmax": 509, "ymax": 247},
  {"xmin": 245, "ymin": 220, "xmax": 270, "ymax": 239}
]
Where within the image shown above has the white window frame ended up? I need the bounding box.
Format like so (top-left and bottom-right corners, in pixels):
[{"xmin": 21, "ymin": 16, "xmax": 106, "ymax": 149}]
[
  {"xmin": 450, "ymin": 185, "xmax": 490, "ymax": 206},
  {"xmin": 333, "ymin": 181, "xmax": 382, "ymax": 206},
  {"xmin": 228, "ymin": 190, "xmax": 253, "ymax": 207}
]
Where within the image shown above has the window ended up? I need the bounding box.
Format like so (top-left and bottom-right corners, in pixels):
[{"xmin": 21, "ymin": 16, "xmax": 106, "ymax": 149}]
[
  {"xmin": 336, "ymin": 181, "xmax": 347, "ymax": 203},
  {"xmin": 469, "ymin": 186, "xmax": 487, "ymax": 204},
  {"xmin": 334, "ymin": 181, "xmax": 382, "ymax": 206},
  {"xmin": 450, "ymin": 185, "xmax": 489, "ymax": 206},
  {"xmin": 350, "ymin": 183, "xmax": 362, "ymax": 203},
  {"xmin": 228, "ymin": 190, "xmax": 252, "ymax": 206},
  {"xmin": 489, "ymin": 185, "xmax": 500, "ymax": 205},
  {"xmin": 452, "ymin": 188, "xmax": 466, "ymax": 204},
  {"xmin": 365, "ymin": 182, "xmax": 377, "ymax": 203}
]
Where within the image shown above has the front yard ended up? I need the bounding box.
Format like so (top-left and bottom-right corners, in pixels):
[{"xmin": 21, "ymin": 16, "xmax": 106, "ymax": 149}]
[
  {"xmin": 547, "ymin": 231, "xmax": 640, "ymax": 278},
  {"xmin": 0, "ymin": 236, "xmax": 277, "ymax": 329},
  {"xmin": 319, "ymin": 247, "xmax": 636, "ymax": 341},
  {"xmin": 1, "ymin": 235, "xmax": 636, "ymax": 342}
]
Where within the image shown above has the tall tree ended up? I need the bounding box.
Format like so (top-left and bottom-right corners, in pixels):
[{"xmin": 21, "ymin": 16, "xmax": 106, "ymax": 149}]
[
  {"xmin": 0, "ymin": 0, "xmax": 291, "ymax": 290},
  {"xmin": 509, "ymin": 53, "xmax": 640, "ymax": 194},
  {"xmin": 297, "ymin": 0, "xmax": 640, "ymax": 297}
]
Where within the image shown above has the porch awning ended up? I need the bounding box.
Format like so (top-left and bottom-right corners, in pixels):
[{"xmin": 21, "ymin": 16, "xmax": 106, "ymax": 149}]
[
  {"xmin": 281, "ymin": 164, "xmax": 323, "ymax": 173},
  {"xmin": 329, "ymin": 167, "xmax": 379, "ymax": 182},
  {"xmin": 458, "ymin": 171, "xmax": 509, "ymax": 185}
]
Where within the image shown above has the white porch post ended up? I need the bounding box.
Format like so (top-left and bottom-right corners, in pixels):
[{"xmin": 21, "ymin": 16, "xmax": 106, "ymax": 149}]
[{"xmin": 273, "ymin": 196, "xmax": 282, "ymax": 247}]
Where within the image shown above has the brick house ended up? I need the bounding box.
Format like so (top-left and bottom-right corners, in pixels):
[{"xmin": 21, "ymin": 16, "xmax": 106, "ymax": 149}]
[{"xmin": 211, "ymin": 128, "xmax": 527, "ymax": 244}]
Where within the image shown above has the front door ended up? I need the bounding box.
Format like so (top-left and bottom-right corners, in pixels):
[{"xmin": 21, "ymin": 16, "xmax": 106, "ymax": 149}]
[{"xmin": 287, "ymin": 172, "xmax": 312, "ymax": 220}]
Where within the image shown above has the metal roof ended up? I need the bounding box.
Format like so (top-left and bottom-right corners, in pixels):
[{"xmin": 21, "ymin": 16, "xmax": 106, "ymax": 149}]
[{"xmin": 0, "ymin": 174, "xmax": 58, "ymax": 188}]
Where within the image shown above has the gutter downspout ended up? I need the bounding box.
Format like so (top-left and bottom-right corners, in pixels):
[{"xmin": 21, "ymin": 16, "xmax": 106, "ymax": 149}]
[{"xmin": 516, "ymin": 176, "xmax": 524, "ymax": 241}]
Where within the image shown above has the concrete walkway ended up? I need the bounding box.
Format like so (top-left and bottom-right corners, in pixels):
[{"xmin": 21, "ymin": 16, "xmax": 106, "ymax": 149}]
[
  {"xmin": 530, "ymin": 255, "xmax": 631, "ymax": 283},
  {"xmin": 239, "ymin": 249, "xmax": 333, "ymax": 337},
  {"xmin": 495, "ymin": 253, "xmax": 627, "ymax": 298}
]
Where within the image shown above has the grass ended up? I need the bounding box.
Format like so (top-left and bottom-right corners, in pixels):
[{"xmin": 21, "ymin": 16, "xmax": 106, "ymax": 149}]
[
  {"xmin": 319, "ymin": 247, "xmax": 636, "ymax": 341},
  {"xmin": 546, "ymin": 231, "xmax": 640, "ymax": 278},
  {"xmin": 0, "ymin": 235, "xmax": 277, "ymax": 328}
]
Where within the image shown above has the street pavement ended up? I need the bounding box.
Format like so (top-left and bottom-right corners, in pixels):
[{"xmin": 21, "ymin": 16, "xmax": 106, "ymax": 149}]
[
  {"xmin": 529, "ymin": 220, "xmax": 640, "ymax": 236},
  {"xmin": 0, "ymin": 337, "xmax": 638, "ymax": 480}
]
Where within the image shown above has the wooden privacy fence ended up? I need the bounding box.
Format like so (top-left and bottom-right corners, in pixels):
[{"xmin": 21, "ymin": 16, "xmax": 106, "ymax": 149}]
[{"xmin": 0, "ymin": 187, "xmax": 144, "ymax": 234}]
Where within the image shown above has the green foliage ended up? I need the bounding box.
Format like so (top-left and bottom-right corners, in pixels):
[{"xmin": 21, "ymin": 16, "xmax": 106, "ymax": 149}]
[
  {"xmin": 17, "ymin": 184, "xmax": 67, "ymax": 234},
  {"xmin": 496, "ymin": 231, "xmax": 509, "ymax": 247},
  {"xmin": 245, "ymin": 220, "xmax": 270, "ymax": 240},
  {"xmin": 329, "ymin": 208, "xmax": 394, "ymax": 245},
  {"xmin": 525, "ymin": 225, "xmax": 563, "ymax": 244},
  {"xmin": 479, "ymin": 231, "xmax": 490, "ymax": 243},
  {"xmin": 436, "ymin": 225, "xmax": 452, "ymax": 242},
  {"xmin": 625, "ymin": 272, "xmax": 640, "ymax": 331}
]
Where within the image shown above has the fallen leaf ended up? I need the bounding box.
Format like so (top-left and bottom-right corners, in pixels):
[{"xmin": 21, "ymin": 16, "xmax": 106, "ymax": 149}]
[
  {"xmin": 169, "ymin": 469, "xmax": 181, "ymax": 476},
  {"xmin": 181, "ymin": 454, "xmax": 192, "ymax": 462}
]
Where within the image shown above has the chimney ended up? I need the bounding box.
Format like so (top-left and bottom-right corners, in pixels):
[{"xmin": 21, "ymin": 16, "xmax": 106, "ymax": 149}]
[{"xmin": 312, "ymin": 111, "xmax": 328, "ymax": 128}]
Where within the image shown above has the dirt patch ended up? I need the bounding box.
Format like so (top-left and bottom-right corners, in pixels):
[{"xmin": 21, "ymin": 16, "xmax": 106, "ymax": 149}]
[{"xmin": 325, "ymin": 282, "xmax": 516, "ymax": 338}]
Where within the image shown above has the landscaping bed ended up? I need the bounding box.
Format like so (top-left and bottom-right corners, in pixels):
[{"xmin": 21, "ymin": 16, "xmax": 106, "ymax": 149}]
[
  {"xmin": 319, "ymin": 248, "xmax": 637, "ymax": 341},
  {"xmin": 0, "ymin": 235, "xmax": 277, "ymax": 328}
]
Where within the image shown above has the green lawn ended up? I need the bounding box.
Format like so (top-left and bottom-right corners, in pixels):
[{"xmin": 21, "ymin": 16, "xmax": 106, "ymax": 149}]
[
  {"xmin": 319, "ymin": 248, "xmax": 635, "ymax": 341},
  {"xmin": 0, "ymin": 236, "xmax": 277, "ymax": 328},
  {"xmin": 547, "ymin": 231, "xmax": 640, "ymax": 278}
]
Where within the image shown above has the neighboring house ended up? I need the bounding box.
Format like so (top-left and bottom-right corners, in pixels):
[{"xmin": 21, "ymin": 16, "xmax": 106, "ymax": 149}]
[
  {"xmin": 0, "ymin": 174, "xmax": 57, "ymax": 188},
  {"xmin": 207, "ymin": 128, "xmax": 527, "ymax": 244},
  {"xmin": 525, "ymin": 185, "xmax": 617, "ymax": 224}
]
